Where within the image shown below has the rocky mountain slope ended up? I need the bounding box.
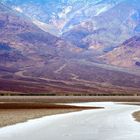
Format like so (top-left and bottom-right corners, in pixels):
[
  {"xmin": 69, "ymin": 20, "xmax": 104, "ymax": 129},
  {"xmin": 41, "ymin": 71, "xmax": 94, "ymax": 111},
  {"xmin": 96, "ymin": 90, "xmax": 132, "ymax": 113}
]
[
  {"xmin": 99, "ymin": 36, "xmax": 140, "ymax": 68},
  {"xmin": 0, "ymin": 3, "xmax": 77, "ymax": 67},
  {"xmin": 62, "ymin": 0, "xmax": 140, "ymax": 53},
  {"xmin": 2, "ymin": 0, "xmax": 124, "ymax": 34},
  {"xmin": 0, "ymin": 1, "xmax": 140, "ymax": 95},
  {"xmin": 2, "ymin": 0, "xmax": 139, "ymax": 50},
  {"xmin": 2, "ymin": 0, "xmax": 140, "ymax": 64}
]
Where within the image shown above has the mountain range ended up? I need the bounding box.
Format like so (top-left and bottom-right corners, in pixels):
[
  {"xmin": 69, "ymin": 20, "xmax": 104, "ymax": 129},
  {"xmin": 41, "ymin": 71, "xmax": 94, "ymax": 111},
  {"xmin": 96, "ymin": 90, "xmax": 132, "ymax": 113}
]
[
  {"xmin": 0, "ymin": 0, "xmax": 140, "ymax": 95},
  {"xmin": 3, "ymin": 0, "xmax": 140, "ymax": 63}
]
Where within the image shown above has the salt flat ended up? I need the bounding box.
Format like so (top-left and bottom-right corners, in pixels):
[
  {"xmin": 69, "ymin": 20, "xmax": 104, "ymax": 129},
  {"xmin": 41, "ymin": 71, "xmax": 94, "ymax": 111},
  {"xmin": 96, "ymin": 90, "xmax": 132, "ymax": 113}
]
[{"xmin": 0, "ymin": 102, "xmax": 140, "ymax": 140}]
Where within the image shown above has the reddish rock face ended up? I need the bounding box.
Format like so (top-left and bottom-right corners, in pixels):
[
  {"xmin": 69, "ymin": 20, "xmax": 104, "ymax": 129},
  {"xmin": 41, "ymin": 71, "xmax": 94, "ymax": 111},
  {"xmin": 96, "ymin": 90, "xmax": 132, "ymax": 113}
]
[{"xmin": 99, "ymin": 36, "xmax": 140, "ymax": 68}]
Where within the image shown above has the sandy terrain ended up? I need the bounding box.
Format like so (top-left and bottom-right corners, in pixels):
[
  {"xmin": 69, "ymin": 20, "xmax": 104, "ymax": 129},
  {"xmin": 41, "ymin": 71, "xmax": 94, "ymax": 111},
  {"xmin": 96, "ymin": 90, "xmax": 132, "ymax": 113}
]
[
  {"xmin": 133, "ymin": 111, "xmax": 140, "ymax": 122},
  {"xmin": 0, "ymin": 102, "xmax": 99, "ymax": 127},
  {"xmin": 122, "ymin": 102, "xmax": 140, "ymax": 122},
  {"xmin": 0, "ymin": 109, "xmax": 79, "ymax": 127}
]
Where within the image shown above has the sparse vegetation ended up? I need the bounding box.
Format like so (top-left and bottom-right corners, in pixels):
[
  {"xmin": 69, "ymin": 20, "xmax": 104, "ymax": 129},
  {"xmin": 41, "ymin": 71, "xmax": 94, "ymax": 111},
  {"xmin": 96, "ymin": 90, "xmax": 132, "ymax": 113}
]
[{"xmin": 0, "ymin": 96, "xmax": 140, "ymax": 103}]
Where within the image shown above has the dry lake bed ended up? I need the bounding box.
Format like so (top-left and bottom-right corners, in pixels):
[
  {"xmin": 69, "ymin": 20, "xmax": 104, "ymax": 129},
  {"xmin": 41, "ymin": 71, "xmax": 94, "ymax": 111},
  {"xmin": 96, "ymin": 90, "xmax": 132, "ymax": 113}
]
[{"xmin": 0, "ymin": 101, "xmax": 140, "ymax": 140}]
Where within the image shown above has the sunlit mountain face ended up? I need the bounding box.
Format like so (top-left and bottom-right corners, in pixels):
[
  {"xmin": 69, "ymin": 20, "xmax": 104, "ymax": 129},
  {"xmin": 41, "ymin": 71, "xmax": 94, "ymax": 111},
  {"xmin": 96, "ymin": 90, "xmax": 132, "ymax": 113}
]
[
  {"xmin": 0, "ymin": 0, "xmax": 140, "ymax": 94},
  {"xmin": 2, "ymin": 0, "xmax": 125, "ymax": 35},
  {"xmin": 2, "ymin": 0, "xmax": 140, "ymax": 53}
]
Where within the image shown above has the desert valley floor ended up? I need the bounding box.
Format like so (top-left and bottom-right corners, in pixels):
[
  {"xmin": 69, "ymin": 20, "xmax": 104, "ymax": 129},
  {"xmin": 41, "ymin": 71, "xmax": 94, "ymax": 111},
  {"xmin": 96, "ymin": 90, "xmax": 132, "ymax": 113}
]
[{"xmin": 0, "ymin": 102, "xmax": 140, "ymax": 140}]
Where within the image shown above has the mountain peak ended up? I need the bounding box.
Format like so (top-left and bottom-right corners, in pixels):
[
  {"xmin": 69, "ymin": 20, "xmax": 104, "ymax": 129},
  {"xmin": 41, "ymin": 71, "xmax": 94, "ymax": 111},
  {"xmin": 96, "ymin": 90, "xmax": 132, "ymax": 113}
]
[{"xmin": 1, "ymin": 0, "xmax": 125, "ymax": 35}]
